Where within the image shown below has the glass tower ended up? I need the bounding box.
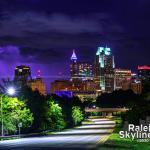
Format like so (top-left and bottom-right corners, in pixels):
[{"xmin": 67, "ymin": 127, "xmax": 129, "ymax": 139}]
[
  {"xmin": 70, "ymin": 50, "xmax": 93, "ymax": 81},
  {"xmin": 95, "ymin": 47, "xmax": 115, "ymax": 93},
  {"xmin": 70, "ymin": 50, "xmax": 78, "ymax": 81}
]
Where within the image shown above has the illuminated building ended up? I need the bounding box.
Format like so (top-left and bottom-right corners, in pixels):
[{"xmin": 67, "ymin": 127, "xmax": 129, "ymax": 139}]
[
  {"xmin": 95, "ymin": 46, "xmax": 115, "ymax": 93},
  {"xmin": 50, "ymin": 79, "xmax": 98, "ymax": 100},
  {"xmin": 82, "ymin": 80, "xmax": 97, "ymax": 91},
  {"xmin": 70, "ymin": 50, "xmax": 93, "ymax": 81},
  {"xmin": 14, "ymin": 65, "xmax": 32, "ymax": 82},
  {"xmin": 122, "ymin": 80, "xmax": 131, "ymax": 91},
  {"xmin": 113, "ymin": 68, "xmax": 141, "ymax": 94},
  {"xmin": 70, "ymin": 50, "xmax": 78, "ymax": 80},
  {"xmin": 74, "ymin": 91, "xmax": 97, "ymax": 101},
  {"xmin": 121, "ymin": 79, "xmax": 142, "ymax": 94},
  {"xmin": 28, "ymin": 78, "xmax": 46, "ymax": 95},
  {"xmin": 138, "ymin": 65, "xmax": 150, "ymax": 80},
  {"xmin": 50, "ymin": 80, "xmax": 73, "ymax": 94},
  {"xmin": 50, "ymin": 80, "xmax": 96, "ymax": 93},
  {"xmin": 114, "ymin": 69, "xmax": 132, "ymax": 90},
  {"xmin": 131, "ymin": 80, "xmax": 142, "ymax": 94},
  {"xmin": 78, "ymin": 62, "xmax": 93, "ymax": 80},
  {"xmin": 55, "ymin": 91, "xmax": 73, "ymax": 98}
]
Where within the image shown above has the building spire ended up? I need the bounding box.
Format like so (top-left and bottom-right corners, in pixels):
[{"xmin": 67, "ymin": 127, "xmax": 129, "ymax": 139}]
[
  {"xmin": 37, "ymin": 69, "xmax": 41, "ymax": 78},
  {"xmin": 71, "ymin": 49, "xmax": 77, "ymax": 60}
]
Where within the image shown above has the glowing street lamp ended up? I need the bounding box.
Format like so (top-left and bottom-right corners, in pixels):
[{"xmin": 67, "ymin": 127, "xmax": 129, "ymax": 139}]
[
  {"xmin": 7, "ymin": 87, "xmax": 16, "ymax": 95},
  {"xmin": 93, "ymin": 105, "xmax": 96, "ymax": 109},
  {"xmin": 1, "ymin": 87, "xmax": 16, "ymax": 136}
]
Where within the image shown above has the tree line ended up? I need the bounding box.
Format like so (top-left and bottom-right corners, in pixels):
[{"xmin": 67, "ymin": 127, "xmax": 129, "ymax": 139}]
[
  {"xmin": 96, "ymin": 80, "xmax": 150, "ymax": 125},
  {"xmin": 0, "ymin": 85, "xmax": 84, "ymax": 135}
]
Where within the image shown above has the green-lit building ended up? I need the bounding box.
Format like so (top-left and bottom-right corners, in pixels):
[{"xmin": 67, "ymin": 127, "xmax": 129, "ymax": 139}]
[{"xmin": 95, "ymin": 47, "xmax": 115, "ymax": 93}]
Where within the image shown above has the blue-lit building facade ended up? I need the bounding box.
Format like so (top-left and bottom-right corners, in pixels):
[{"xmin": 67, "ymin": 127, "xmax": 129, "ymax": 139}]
[
  {"xmin": 70, "ymin": 50, "xmax": 78, "ymax": 80},
  {"xmin": 95, "ymin": 47, "xmax": 115, "ymax": 93}
]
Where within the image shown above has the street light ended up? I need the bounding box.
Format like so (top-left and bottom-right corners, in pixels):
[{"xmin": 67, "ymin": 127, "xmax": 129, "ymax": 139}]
[
  {"xmin": 7, "ymin": 87, "xmax": 15, "ymax": 95},
  {"xmin": 1, "ymin": 87, "xmax": 16, "ymax": 136},
  {"xmin": 93, "ymin": 105, "xmax": 96, "ymax": 109}
]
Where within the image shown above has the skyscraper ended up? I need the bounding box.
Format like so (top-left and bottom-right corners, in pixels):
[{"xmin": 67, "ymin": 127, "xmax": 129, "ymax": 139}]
[
  {"xmin": 95, "ymin": 47, "xmax": 115, "ymax": 93},
  {"xmin": 14, "ymin": 65, "xmax": 32, "ymax": 82},
  {"xmin": 70, "ymin": 50, "xmax": 93, "ymax": 81},
  {"xmin": 78, "ymin": 62, "xmax": 93, "ymax": 80},
  {"xmin": 70, "ymin": 50, "xmax": 78, "ymax": 81}
]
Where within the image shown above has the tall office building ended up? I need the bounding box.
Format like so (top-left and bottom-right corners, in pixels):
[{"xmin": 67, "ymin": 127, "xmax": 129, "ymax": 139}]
[
  {"xmin": 138, "ymin": 65, "xmax": 150, "ymax": 80},
  {"xmin": 14, "ymin": 65, "xmax": 32, "ymax": 82},
  {"xmin": 95, "ymin": 47, "xmax": 115, "ymax": 93},
  {"xmin": 70, "ymin": 50, "xmax": 78, "ymax": 81},
  {"xmin": 70, "ymin": 50, "xmax": 93, "ymax": 81},
  {"xmin": 78, "ymin": 62, "xmax": 93, "ymax": 80}
]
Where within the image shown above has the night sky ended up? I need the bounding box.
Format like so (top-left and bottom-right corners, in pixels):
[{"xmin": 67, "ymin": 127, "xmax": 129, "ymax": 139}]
[{"xmin": 0, "ymin": 0, "xmax": 150, "ymax": 89}]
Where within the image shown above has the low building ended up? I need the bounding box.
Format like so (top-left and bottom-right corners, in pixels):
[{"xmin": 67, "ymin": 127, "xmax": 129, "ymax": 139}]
[
  {"xmin": 50, "ymin": 79, "xmax": 98, "ymax": 100},
  {"xmin": 28, "ymin": 78, "xmax": 46, "ymax": 95},
  {"xmin": 121, "ymin": 79, "xmax": 142, "ymax": 94},
  {"xmin": 122, "ymin": 80, "xmax": 131, "ymax": 91},
  {"xmin": 74, "ymin": 91, "xmax": 96, "ymax": 101},
  {"xmin": 131, "ymin": 80, "xmax": 142, "ymax": 94},
  {"xmin": 50, "ymin": 80, "xmax": 73, "ymax": 93},
  {"xmin": 114, "ymin": 68, "xmax": 132, "ymax": 90}
]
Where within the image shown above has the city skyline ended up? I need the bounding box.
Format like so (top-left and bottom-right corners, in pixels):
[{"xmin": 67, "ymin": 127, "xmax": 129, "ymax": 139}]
[
  {"xmin": 0, "ymin": 45, "xmax": 148, "ymax": 78},
  {"xmin": 7, "ymin": 47, "xmax": 146, "ymax": 94},
  {"xmin": 0, "ymin": 0, "xmax": 150, "ymax": 82},
  {"xmin": 0, "ymin": 1, "xmax": 150, "ymax": 149}
]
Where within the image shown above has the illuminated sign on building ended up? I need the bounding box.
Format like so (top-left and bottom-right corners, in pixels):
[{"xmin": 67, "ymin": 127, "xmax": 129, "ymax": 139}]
[
  {"xmin": 138, "ymin": 65, "xmax": 150, "ymax": 70},
  {"xmin": 55, "ymin": 91, "xmax": 73, "ymax": 98}
]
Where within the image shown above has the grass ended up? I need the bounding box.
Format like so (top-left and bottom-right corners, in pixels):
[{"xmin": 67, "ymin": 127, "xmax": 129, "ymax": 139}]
[
  {"xmin": 0, "ymin": 137, "xmax": 20, "ymax": 141},
  {"xmin": 88, "ymin": 116, "xmax": 104, "ymax": 119},
  {"xmin": 82, "ymin": 119, "xmax": 94, "ymax": 125},
  {"xmin": 98, "ymin": 117, "xmax": 150, "ymax": 150}
]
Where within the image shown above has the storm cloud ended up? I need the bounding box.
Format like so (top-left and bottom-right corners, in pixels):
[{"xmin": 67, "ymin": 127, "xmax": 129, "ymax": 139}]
[{"xmin": 0, "ymin": 0, "xmax": 150, "ymax": 89}]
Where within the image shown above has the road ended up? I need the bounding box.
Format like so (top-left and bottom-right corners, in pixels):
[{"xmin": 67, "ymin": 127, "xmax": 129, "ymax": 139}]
[{"xmin": 0, "ymin": 118, "xmax": 115, "ymax": 150}]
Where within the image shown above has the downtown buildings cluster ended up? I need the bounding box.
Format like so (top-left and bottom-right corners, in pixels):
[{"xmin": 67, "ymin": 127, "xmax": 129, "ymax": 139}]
[
  {"xmin": 50, "ymin": 47, "xmax": 149, "ymax": 100},
  {"xmin": 13, "ymin": 47, "xmax": 150, "ymax": 100}
]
